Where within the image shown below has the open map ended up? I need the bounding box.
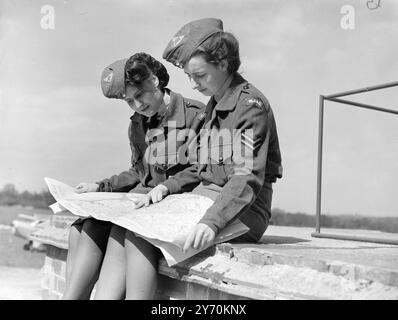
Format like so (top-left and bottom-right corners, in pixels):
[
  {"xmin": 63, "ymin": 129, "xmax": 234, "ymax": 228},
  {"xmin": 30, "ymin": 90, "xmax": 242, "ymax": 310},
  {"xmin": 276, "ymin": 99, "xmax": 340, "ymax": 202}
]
[{"xmin": 45, "ymin": 177, "xmax": 249, "ymax": 266}]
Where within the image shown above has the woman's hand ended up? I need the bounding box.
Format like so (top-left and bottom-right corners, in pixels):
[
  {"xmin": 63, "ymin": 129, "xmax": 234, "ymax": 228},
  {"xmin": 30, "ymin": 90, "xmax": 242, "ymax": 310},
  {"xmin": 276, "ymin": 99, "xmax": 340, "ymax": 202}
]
[
  {"xmin": 74, "ymin": 182, "xmax": 99, "ymax": 193},
  {"xmin": 134, "ymin": 184, "xmax": 169, "ymax": 208},
  {"xmin": 183, "ymin": 223, "xmax": 216, "ymax": 253}
]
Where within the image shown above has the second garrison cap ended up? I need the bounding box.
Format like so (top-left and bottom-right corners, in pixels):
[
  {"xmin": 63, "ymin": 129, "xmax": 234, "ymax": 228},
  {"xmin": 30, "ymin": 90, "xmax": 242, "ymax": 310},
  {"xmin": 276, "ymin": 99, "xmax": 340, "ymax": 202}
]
[
  {"xmin": 101, "ymin": 58, "xmax": 128, "ymax": 99},
  {"xmin": 162, "ymin": 18, "xmax": 223, "ymax": 68}
]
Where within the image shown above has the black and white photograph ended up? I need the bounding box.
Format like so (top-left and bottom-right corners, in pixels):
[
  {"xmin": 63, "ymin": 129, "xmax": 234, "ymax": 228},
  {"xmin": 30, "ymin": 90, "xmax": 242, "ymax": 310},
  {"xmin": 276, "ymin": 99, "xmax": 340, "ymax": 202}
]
[{"xmin": 0, "ymin": 0, "xmax": 397, "ymax": 304}]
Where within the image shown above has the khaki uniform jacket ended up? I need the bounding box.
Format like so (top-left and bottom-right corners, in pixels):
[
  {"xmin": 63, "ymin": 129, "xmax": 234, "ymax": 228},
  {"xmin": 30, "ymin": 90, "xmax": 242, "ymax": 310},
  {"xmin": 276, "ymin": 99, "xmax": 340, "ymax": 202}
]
[
  {"xmin": 97, "ymin": 90, "xmax": 205, "ymax": 193},
  {"xmin": 167, "ymin": 74, "xmax": 283, "ymax": 236}
]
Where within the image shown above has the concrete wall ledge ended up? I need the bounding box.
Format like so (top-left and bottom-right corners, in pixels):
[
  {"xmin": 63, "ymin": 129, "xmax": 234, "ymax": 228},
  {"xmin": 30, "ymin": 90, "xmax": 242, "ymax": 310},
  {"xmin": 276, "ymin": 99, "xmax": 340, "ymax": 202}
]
[{"xmin": 31, "ymin": 214, "xmax": 398, "ymax": 300}]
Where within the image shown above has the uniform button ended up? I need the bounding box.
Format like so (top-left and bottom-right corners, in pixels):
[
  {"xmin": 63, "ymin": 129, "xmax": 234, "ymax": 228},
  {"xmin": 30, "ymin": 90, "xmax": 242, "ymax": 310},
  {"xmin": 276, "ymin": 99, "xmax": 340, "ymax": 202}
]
[
  {"xmin": 162, "ymin": 164, "xmax": 168, "ymax": 170},
  {"xmin": 218, "ymin": 156, "xmax": 223, "ymax": 164},
  {"xmin": 198, "ymin": 112, "xmax": 206, "ymax": 121}
]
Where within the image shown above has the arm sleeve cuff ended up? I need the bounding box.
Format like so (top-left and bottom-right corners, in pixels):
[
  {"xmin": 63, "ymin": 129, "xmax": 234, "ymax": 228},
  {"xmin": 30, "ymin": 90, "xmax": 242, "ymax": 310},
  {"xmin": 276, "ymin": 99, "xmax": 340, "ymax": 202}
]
[
  {"xmin": 161, "ymin": 179, "xmax": 181, "ymax": 195},
  {"xmin": 198, "ymin": 219, "xmax": 219, "ymax": 235}
]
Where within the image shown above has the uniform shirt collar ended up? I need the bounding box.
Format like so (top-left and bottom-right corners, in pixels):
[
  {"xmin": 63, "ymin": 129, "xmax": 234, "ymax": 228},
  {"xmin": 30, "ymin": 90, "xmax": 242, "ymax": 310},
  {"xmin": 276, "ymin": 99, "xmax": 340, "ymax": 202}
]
[
  {"xmin": 163, "ymin": 89, "xmax": 186, "ymax": 128},
  {"xmin": 214, "ymin": 73, "xmax": 248, "ymax": 111}
]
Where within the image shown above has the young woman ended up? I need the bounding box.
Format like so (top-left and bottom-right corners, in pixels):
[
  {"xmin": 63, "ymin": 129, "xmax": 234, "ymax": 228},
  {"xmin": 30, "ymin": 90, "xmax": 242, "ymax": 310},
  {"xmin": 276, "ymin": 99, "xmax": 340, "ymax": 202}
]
[
  {"xmin": 158, "ymin": 17, "xmax": 283, "ymax": 254},
  {"xmin": 112, "ymin": 18, "xmax": 283, "ymax": 300},
  {"xmin": 62, "ymin": 52, "xmax": 205, "ymax": 299}
]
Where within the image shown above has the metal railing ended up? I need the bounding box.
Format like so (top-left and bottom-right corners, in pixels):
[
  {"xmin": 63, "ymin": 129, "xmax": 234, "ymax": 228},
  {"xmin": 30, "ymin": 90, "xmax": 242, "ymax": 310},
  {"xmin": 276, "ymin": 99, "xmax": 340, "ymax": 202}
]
[{"xmin": 312, "ymin": 81, "xmax": 398, "ymax": 245}]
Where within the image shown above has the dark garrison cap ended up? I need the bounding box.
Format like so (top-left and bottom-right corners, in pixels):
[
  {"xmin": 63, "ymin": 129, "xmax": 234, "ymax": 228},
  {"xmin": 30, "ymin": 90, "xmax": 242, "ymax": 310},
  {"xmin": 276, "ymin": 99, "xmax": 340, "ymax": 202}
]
[
  {"xmin": 101, "ymin": 58, "xmax": 128, "ymax": 99},
  {"xmin": 162, "ymin": 18, "xmax": 223, "ymax": 68}
]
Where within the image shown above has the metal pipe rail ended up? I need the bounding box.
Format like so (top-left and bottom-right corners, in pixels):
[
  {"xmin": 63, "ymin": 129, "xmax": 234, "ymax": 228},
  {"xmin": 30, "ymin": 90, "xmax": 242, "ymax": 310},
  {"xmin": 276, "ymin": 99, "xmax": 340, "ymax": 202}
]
[
  {"xmin": 311, "ymin": 232, "xmax": 398, "ymax": 245},
  {"xmin": 325, "ymin": 81, "xmax": 398, "ymax": 99},
  {"xmin": 314, "ymin": 81, "xmax": 398, "ymax": 245}
]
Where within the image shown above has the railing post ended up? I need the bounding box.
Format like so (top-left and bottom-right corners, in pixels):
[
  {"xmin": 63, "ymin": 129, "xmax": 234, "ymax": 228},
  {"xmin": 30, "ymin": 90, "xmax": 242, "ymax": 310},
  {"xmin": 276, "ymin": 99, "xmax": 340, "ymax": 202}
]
[
  {"xmin": 315, "ymin": 95, "xmax": 325, "ymax": 233},
  {"xmin": 313, "ymin": 81, "xmax": 398, "ymax": 245}
]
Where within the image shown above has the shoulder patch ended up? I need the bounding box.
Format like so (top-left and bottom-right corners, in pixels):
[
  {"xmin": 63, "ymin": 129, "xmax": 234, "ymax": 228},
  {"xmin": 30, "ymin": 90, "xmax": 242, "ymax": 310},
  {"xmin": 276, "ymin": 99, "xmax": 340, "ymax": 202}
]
[
  {"xmin": 172, "ymin": 35, "xmax": 184, "ymax": 47},
  {"xmin": 246, "ymin": 97, "xmax": 266, "ymax": 110},
  {"xmin": 239, "ymin": 82, "xmax": 271, "ymax": 112},
  {"xmin": 184, "ymin": 98, "xmax": 205, "ymax": 110}
]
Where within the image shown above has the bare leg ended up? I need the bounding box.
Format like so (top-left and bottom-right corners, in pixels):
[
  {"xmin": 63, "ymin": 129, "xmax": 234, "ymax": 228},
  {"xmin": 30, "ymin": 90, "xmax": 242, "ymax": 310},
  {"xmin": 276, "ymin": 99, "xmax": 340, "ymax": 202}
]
[
  {"xmin": 64, "ymin": 222, "xmax": 83, "ymax": 294},
  {"xmin": 125, "ymin": 231, "xmax": 160, "ymax": 300},
  {"xmin": 94, "ymin": 225, "xmax": 127, "ymax": 300},
  {"xmin": 62, "ymin": 218, "xmax": 112, "ymax": 300}
]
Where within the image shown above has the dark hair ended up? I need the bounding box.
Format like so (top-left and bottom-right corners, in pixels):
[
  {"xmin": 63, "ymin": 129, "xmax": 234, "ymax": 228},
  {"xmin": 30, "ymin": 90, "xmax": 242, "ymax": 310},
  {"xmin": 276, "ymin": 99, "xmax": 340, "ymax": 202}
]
[
  {"xmin": 191, "ymin": 32, "xmax": 241, "ymax": 74},
  {"xmin": 125, "ymin": 52, "xmax": 170, "ymax": 90}
]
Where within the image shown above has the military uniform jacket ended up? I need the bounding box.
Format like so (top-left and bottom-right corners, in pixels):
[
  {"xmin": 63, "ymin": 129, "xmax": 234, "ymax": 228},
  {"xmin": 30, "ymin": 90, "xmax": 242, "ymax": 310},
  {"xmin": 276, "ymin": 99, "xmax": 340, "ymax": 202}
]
[
  {"xmin": 97, "ymin": 90, "xmax": 205, "ymax": 193},
  {"xmin": 169, "ymin": 74, "xmax": 283, "ymax": 234}
]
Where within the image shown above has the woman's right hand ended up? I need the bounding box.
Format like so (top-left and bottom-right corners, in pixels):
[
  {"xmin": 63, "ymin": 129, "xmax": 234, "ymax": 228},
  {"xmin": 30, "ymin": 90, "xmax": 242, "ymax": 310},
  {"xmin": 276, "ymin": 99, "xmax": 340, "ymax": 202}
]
[{"xmin": 74, "ymin": 182, "xmax": 99, "ymax": 193}]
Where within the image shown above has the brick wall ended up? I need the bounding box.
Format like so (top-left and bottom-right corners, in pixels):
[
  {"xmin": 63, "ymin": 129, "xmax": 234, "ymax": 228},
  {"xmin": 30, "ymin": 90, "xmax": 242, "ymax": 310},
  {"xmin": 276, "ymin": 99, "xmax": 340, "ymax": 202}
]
[
  {"xmin": 32, "ymin": 214, "xmax": 248, "ymax": 300},
  {"xmin": 40, "ymin": 245, "xmax": 67, "ymax": 299},
  {"xmin": 31, "ymin": 214, "xmax": 75, "ymax": 299},
  {"xmin": 37, "ymin": 240, "xmax": 242, "ymax": 300}
]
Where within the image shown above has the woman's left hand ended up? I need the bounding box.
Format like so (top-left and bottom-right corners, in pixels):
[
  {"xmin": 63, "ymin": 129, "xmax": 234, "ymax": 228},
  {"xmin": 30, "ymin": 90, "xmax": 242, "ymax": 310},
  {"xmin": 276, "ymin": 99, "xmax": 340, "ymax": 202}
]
[
  {"xmin": 183, "ymin": 223, "xmax": 216, "ymax": 253},
  {"xmin": 134, "ymin": 184, "xmax": 169, "ymax": 208},
  {"xmin": 148, "ymin": 184, "xmax": 169, "ymax": 203}
]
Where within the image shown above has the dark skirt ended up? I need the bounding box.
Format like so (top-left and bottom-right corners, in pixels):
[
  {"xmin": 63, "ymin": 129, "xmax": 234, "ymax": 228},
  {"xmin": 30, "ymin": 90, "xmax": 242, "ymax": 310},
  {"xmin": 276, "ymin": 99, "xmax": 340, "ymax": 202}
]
[{"xmin": 190, "ymin": 181, "xmax": 273, "ymax": 242}]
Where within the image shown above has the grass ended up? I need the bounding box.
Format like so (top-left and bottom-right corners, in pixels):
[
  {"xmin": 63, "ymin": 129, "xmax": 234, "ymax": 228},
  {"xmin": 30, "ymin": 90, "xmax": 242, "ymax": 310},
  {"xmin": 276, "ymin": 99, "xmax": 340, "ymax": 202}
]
[
  {"xmin": 0, "ymin": 206, "xmax": 50, "ymax": 268},
  {"xmin": 0, "ymin": 205, "xmax": 52, "ymax": 226},
  {"xmin": 0, "ymin": 230, "xmax": 46, "ymax": 268}
]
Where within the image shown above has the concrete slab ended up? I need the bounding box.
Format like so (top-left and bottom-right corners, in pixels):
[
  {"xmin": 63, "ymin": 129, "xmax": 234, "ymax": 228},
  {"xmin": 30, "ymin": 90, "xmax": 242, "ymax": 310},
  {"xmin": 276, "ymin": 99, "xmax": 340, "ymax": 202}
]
[
  {"xmin": 224, "ymin": 226, "xmax": 398, "ymax": 287},
  {"xmin": 260, "ymin": 226, "xmax": 398, "ymax": 269},
  {"xmin": 32, "ymin": 216, "xmax": 398, "ymax": 299}
]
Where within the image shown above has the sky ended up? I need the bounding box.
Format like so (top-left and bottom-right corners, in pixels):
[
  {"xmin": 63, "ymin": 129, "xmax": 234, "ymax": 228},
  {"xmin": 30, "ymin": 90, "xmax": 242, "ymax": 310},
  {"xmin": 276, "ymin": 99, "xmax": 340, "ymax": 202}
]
[{"xmin": 0, "ymin": 0, "xmax": 397, "ymax": 217}]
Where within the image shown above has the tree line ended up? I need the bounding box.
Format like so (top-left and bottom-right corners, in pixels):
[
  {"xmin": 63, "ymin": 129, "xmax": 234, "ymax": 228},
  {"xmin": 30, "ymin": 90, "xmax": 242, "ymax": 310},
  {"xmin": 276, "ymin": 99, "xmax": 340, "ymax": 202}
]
[
  {"xmin": 270, "ymin": 208, "xmax": 398, "ymax": 234},
  {"xmin": 0, "ymin": 184, "xmax": 55, "ymax": 209},
  {"xmin": 0, "ymin": 184, "xmax": 396, "ymax": 233}
]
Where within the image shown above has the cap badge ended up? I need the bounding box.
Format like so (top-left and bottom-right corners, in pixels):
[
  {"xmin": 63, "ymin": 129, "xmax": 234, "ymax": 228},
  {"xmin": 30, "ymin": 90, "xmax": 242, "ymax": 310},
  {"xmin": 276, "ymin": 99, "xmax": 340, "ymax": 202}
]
[
  {"xmin": 172, "ymin": 35, "xmax": 184, "ymax": 47},
  {"xmin": 103, "ymin": 72, "xmax": 113, "ymax": 83}
]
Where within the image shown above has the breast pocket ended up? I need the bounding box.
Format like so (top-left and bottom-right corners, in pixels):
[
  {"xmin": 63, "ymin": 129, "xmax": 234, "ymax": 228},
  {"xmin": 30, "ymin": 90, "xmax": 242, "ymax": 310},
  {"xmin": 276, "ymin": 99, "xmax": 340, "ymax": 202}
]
[
  {"xmin": 209, "ymin": 142, "xmax": 233, "ymax": 165},
  {"xmin": 208, "ymin": 142, "xmax": 233, "ymax": 183}
]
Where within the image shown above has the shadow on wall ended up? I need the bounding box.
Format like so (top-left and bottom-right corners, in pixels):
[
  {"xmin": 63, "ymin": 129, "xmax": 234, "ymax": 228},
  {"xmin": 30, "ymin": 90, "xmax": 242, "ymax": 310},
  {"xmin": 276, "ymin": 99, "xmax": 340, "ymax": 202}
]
[{"xmin": 259, "ymin": 235, "xmax": 311, "ymax": 245}]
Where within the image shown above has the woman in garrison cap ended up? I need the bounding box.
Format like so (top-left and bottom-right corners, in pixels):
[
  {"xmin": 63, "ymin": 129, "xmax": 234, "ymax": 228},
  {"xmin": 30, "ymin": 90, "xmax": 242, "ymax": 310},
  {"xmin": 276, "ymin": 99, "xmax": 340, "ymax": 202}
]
[
  {"xmin": 63, "ymin": 52, "xmax": 205, "ymax": 299},
  {"xmin": 158, "ymin": 18, "xmax": 283, "ymax": 257}
]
